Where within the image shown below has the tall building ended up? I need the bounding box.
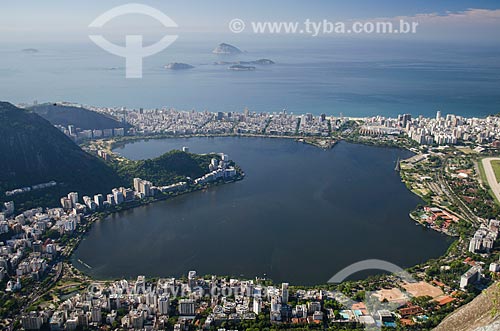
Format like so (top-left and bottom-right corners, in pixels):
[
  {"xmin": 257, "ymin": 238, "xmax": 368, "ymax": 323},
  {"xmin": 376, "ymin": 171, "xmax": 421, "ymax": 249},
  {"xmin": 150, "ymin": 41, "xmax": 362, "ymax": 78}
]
[
  {"xmin": 188, "ymin": 270, "xmax": 197, "ymax": 290},
  {"xmin": 139, "ymin": 180, "xmax": 152, "ymax": 197},
  {"xmin": 158, "ymin": 295, "xmax": 170, "ymax": 315},
  {"xmin": 3, "ymin": 201, "xmax": 14, "ymax": 215},
  {"xmin": 106, "ymin": 194, "xmax": 114, "ymax": 206},
  {"xmin": 94, "ymin": 194, "xmax": 104, "ymax": 208},
  {"xmin": 436, "ymin": 110, "xmax": 442, "ymax": 121},
  {"xmin": 68, "ymin": 192, "xmax": 79, "ymax": 207},
  {"xmin": 91, "ymin": 307, "xmax": 101, "ymax": 323},
  {"xmin": 178, "ymin": 299, "xmax": 195, "ymax": 316},
  {"xmin": 22, "ymin": 312, "xmax": 45, "ymax": 330},
  {"xmin": 122, "ymin": 188, "xmax": 135, "ymax": 201},
  {"xmin": 133, "ymin": 178, "xmax": 142, "ymax": 193},
  {"xmin": 399, "ymin": 113, "xmax": 411, "ymax": 127},
  {"xmin": 253, "ymin": 297, "xmax": 262, "ymax": 315},
  {"xmin": 112, "ymin": 189, "xmax": 124, "ymax": 205},
  {"xmin": 134, "ymin": 275, "xmax": 146, "ymax": 294},
  {"xmin": 60, "ymin": 197, "xmax": 72, "ymax": 210},
  {"xmin": 460, "ymin": 266, "xmax": 481, "ymax": 289},
  {"xmin": 134, "ymin": 178, "xmax": 153, "ymax": 197},
  {"xmin": 281, "ymin": 283, "xmax": 289, "ymax": 304},
  {"xmin": 271, "ymin": 296, "xmax": 281, "ymax": 313}
]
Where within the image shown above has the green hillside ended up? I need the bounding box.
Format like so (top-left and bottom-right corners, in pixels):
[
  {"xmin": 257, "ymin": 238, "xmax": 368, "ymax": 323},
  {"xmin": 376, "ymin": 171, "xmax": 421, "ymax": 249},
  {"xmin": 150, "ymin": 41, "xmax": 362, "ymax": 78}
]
[
  {"xmin": 29, "ymin": 103, "xmax": 128, "ymax": 130},
  {"xmin": 0, "ymin": 102, "xmax": 124, "ymax": 209},
  {"xmin": 0, "ymin": 102, "xmax": 224, "ymax": 211},
  {"xmin": 116, "ymin": 150, "xmax": 214, "ymax": 187}
]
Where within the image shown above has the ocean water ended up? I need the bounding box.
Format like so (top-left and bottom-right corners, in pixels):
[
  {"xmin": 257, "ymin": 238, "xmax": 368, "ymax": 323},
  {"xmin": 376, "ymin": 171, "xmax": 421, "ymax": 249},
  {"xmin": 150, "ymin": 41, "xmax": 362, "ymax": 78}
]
[{"xmin": 2, "ymin": 36, "xmax": 500, "ymax": 117}]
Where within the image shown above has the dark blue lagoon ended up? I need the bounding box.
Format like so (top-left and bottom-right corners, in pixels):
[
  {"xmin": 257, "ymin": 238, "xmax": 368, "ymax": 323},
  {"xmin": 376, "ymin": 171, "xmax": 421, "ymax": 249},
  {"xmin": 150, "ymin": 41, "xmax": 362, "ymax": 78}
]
[{"xmin": 73, "ymin": 138, "xmax": 451, "ymax": 285}]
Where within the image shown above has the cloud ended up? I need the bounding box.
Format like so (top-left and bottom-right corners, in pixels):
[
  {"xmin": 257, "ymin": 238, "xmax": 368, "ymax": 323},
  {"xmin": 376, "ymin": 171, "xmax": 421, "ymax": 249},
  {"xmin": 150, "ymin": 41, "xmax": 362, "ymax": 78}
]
[
  {"xmin": 351, "ymin": 8, "xmax": 500, "ymax": 40},
  {"xmin": 398, "ymin": 8, "xmax": 500, "ymax": 24}
]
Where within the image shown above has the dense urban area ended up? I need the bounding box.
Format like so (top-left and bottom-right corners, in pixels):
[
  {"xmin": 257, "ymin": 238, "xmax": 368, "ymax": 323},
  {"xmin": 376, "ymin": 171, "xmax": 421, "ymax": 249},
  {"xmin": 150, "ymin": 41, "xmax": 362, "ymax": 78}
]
[{"xmin": 2, "ymin": 103, "xmax": 500, "ymax": 330}]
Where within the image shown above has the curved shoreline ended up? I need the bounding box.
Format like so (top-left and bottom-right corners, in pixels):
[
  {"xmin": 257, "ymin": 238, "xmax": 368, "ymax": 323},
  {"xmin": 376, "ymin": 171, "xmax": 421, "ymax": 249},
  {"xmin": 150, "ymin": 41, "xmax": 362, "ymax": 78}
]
[{"xmin": 74, "ymin": 135, "xmax": 453, "ymax": 284}]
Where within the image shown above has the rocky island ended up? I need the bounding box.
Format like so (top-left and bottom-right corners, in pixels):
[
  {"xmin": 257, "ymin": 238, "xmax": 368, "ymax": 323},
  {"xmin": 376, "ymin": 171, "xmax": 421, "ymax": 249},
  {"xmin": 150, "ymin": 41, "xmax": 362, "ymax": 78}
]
[
  {"xmin": 215, "ymin": 59, "xmax": 275, "ymax": 65},
  {"xmin": 164, "ymin": 62, "xmax": 194, "ymax": 70},
  {"xmin": 21, "ymin": 48, "xmax": 39, "ymax": 53},
  {"xmin": 229, "ymin": 64, "xmax": 256, "ymax": 71},
  {"xmin": 212, "ymin": 43, "xmax": 242, "ymax": 54}
]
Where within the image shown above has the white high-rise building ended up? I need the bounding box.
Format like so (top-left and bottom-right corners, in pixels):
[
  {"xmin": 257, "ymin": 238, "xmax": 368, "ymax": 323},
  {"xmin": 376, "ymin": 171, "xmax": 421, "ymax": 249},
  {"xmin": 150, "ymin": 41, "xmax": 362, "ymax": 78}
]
[
  {"xmin": 60, "ymin": 197, "xmax": 72, "ymax": 210},
  {"xmin": 68, "ymin": 192, "xmax": 79, "ymax": 207},
  {"xmin": 270, "ymin": 296, "xmax": 281, "ymax": 313},
  {"xmin": 188, "ymin": 270, "xmax": 197, "ymax": 290},
  {"xmin": 134, "ymin": 178, "xmax": 153, "ymax": 197},
  {"xmin": 179, "ymin": 299, "xmax": 195, "ymax": 316},
  {"xmin": 281, "ymin": 283, "xmax": 289, "ymax": 304},
  {"xmin": 158, "ymin": 295, "xmax": 170, "ymax": 315},
  {"xmin": 133, "ymin": 178, "xmax": 142, "ymax": 193},
  {"xmin": 460, "ymin": 266, "xmax": 481, "ymax": 289},
  {"xmin": 139, "ymin": 180, "xmax": 152, "ymax": 197},
  {"xmin": 3, "ymin": 201, "xmax": 14, "ymax": 215},
  {"xmin": 134, "ymin": 275, "xmax": 146, "ymax": 294},
  {"xmin": 253, "ymin": 297, "xmax": 262, "ymax": 314},
  {"xmin": 94, "ymin": 194, "xmax": 104, "ymax": 207},
  {"xmin": 112, "ymin": 189, "xmax": 124, "ymax": 205},
  {"xmin": 436, "ymin": 110, "xmax": 441, "ymax": 121},
  {"xmin": 91, "ymin": 307, "xmax": 101, "ymax": 323}
]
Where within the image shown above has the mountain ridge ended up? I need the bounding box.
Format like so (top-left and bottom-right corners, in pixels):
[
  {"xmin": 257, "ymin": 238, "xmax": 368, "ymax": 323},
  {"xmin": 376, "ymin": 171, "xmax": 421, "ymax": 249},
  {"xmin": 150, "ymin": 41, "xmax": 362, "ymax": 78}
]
[
  {"xmin": 0, "ymin": 102, "xmax": 124, "ymax": 209},
  {"xmin": 28, "ymin": 103, "xmax": 127, "ymax": 130}
]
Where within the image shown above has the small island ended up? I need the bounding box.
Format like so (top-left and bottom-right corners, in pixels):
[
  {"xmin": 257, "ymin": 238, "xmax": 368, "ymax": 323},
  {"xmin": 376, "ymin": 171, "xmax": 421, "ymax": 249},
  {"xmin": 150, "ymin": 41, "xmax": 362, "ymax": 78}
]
[
  {"xmin": 215, "ymin": 59, "xmax": 275, "ymax": 65},
  {"xmin": 212, "ymin": 43, "xmax": 242, "ymax": 55},
  {"xmin": 164, "ymin": 62, "xmax": 194, "ymax": 70},
  {"xmin": 21, "ymin": 48, "xmax": 39, "ymax": 53},
  {"xmin": 229, "ymin": 64, "xmax": 256, "ymax": 71}
]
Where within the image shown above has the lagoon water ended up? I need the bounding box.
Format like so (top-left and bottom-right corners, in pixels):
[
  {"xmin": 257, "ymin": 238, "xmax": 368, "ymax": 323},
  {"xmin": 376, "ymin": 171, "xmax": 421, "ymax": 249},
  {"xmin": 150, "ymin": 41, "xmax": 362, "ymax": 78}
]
[{"xmin": 73, "ymin": 137, "xmax": 450, "ymax": 285}]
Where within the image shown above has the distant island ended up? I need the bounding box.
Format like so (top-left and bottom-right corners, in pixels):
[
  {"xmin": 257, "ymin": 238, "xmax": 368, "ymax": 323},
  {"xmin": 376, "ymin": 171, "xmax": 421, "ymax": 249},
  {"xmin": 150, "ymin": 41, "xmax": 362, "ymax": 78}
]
[
  {"xmin": 164, "ymin": 62, "xmax": 194, "ymax": 70},
  {"xmin": 212, "ymin": 43, "xmax": 242, "ymax": 55},
  {"xmin": 215, "ymin": 59, "xmax": 275, "ymax": 65},
  {"xmin": 229, "ymin": 64, "xmax": 256, "ymax": 71},
  {"xmin": 21, "ymin": 48, "xmax": 39, "ymax": 53}
]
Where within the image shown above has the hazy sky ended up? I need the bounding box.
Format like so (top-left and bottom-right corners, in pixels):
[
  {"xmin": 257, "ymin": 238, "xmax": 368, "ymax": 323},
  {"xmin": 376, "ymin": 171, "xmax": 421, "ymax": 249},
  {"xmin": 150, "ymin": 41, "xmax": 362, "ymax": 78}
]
[{"xmin": 1, "ymin": 0, "xmax": 500, "ymax": 43}]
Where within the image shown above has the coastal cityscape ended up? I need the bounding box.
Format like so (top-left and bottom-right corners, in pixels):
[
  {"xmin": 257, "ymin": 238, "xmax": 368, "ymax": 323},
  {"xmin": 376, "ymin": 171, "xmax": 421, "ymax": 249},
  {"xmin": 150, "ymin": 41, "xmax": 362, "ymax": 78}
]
[
  {"xmin": 46, "ymin": 102, "xmax": 500, "ymax": 150},
  {"xmin": 2, "ymin": 1, "xmax": 500, "ymax": 330}
]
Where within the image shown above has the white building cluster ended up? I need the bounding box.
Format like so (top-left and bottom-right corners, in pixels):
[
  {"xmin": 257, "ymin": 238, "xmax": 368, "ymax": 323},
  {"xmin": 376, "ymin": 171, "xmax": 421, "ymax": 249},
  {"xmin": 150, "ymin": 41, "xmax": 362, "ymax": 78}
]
[
  {"xmin": 90, "ymin": 106, "xmax": 336, "ymax": 137},
  {"xmin": 194, "ymin": 154, "xmax": 237, "ymax": 185},
  {"xmin": 0, "ymin": 203, "xmax": 85, "ymax": 294},
  {"xmin": 360, "ymin": 111, "xmax": 500, "ymax": 146},
  {"xmin": 5, "ymin": 181, "xmax": 57, "ymax": 197},
  {"xmin": 22, "ymin": 271, "xmax": 309, "ymax": 330},
  {"xmin": 56, "ymin": 124, "xmax": 125, "ymax": 142},
  {"xmin": 468, "ymin": 219, "xmax": 499, "ymax": 253},
  {"xmin": 406, "ymin": 111, "xmax": 500, "ymax": 146},
  {"xmin": 298, "ymin": 113, "xmax": 329, "ymax": 137}
]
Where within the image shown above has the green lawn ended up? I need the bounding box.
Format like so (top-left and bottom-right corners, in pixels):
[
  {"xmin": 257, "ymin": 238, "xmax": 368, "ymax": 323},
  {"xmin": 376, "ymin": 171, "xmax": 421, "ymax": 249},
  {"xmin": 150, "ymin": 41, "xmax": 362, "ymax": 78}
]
[
  {"xmin": 477, "ymin": 159, "xmax": 500, "ymax": 206},
  {"xmin": 491, "ymin": 160, "xmax": 500, "ymax": 183}
]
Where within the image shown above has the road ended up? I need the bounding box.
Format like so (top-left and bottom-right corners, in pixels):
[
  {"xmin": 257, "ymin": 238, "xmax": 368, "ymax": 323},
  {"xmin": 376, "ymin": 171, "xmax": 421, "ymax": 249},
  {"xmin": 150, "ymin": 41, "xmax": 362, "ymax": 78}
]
[{"xmin": 481, "ymin": 157, "xmax": 500, "ymax": 203}]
